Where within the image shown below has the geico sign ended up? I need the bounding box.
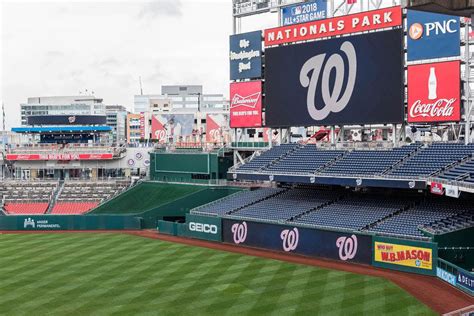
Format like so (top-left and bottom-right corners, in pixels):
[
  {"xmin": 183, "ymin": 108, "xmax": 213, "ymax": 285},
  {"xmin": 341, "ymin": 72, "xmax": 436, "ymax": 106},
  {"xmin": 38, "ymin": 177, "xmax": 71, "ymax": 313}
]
[{"xmin": 189, "ymin": 222, "xmax": 218, "ymax": 234}]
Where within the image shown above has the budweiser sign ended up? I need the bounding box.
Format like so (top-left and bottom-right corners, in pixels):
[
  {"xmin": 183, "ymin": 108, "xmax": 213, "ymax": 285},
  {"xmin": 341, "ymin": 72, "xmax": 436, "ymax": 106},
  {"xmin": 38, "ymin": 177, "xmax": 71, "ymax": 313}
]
[
  {"xmin": 407, "ymin": 61, "xmax": 460, "ymax": 123},
  {"xmin": 430, "ymin": 182, "xmax": 444, "ymax": 195},
  {"xmin": 230, "ymin": 81, "xmax": 262, "ymax": 128},
  {"xmin": 6, "ymin": 153, "xmax": 113, "ymax": 161},
  {"xmin": 231, "ymin": 92, "xmax": 261, "ymax": 109}
]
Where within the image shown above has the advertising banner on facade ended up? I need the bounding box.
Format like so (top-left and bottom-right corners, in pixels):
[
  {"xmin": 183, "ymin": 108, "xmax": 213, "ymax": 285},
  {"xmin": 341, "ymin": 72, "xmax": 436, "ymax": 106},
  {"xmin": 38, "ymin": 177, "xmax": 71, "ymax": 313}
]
[
  {"xmin": 407, "ymin": 10, "xmax": 460, "ymax": 61},
  {"xmin": 265, "ymin": 29, "xmax": 404, "ymax": 127},
  {"xmin": 27, "ymin": 115, "xmax": 107, "ymax": 125},
  {"xmin": 230, "ymin": 80, "xmax": 263, "ymax": 128},
  {"xmin": 151, "ymin": 114, "xmax": 195, "ymax": 142},
  {"xmin": 373, "ymin": 237, "xmax": 437, "ymax": 275},
  {"xmin": 281, "ymin": 0, "xmax": 327, "ymax": 26},
  {"xmin": 444, "ymin": 185, "xmax": 460, "ymax": 198},
  {"xmin": 457, "ymin": 271, "xmax": 474, "ymax": 292},
  {"xmin": 184, "ymin": 214, "xmax": 222, "ymax": 242},
  {"xmin": 407, "ymin": 61, "xmax": 461, "ymax": 123},
  {"xmin": 139, "ymin": 112, "xmax": 145, "ymax": 139},
  {"xmin": 222, "ymin": 219, "xmax": 372, "ymax": 264},
  {"xmin": 206, "ymin": 114, "xmax": 230, "ymax": 143},
  {"xmin": 430, "ymin": 182, "xmax": 444, "ymax": 195},
  {"xmin": 265, "ymin": 6, "xmax": 402, "ymax": 46},
  {"xmin": 230, "ymin": 30, "xmax": 262, "ymax": 80},
  {"xmin": 6, "ymin": 153, "xmax": 113, "ymax": 161}
]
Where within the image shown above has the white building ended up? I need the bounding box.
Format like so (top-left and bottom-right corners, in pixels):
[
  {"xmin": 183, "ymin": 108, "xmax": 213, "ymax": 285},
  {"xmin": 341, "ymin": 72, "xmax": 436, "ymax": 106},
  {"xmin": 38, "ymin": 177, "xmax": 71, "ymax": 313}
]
[
  {"xmin": 20, "ymin": 95, "xmax": 106, "ymax": 126},
  {"xmin": 105, "ymin": 105, "xmax": 128, "ymax": 145},
  {"xmin": 133, "ymin": 85, "xmax": 228, "ymax": 114}
]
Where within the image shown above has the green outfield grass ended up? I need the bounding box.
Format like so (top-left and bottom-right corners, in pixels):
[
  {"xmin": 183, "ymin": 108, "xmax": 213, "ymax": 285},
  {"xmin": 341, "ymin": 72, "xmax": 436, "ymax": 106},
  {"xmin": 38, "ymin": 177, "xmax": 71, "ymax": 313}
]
[{"xmin": 0, "ymin": 233, "xmax": 435, "ymax": 315}]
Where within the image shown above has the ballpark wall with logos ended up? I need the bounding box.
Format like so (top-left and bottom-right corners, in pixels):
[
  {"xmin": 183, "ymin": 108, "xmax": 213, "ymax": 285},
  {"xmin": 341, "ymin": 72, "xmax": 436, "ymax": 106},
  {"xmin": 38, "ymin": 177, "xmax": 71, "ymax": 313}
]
[{"xmin": 164, "ymin": 214, "xmax": 440, "ymax": 276}]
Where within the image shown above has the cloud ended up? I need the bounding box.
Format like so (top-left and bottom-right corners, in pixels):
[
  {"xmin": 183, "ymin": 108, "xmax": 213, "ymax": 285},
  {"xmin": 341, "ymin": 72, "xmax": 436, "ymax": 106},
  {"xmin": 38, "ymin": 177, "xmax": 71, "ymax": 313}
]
[{"xmin": 137, "ymin": 0, "xmax": 182, "ymax": 19}]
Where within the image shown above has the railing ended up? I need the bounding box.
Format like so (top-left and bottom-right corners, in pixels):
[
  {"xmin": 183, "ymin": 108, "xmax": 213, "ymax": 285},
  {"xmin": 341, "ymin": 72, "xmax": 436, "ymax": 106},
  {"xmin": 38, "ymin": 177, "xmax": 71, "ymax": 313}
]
[
  {"xmin": 437, "ymin": 258, "xmax": 474, "ymax": 297},
  {"xmin": 230, "ymin": 142, "xmax": 270, "ymax": 149}
]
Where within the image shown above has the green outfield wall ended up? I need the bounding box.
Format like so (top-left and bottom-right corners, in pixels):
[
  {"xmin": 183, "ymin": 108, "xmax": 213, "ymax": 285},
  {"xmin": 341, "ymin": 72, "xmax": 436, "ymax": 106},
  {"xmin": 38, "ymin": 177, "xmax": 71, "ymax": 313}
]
[{"xmin": 0, "ymin": 215, "xmax": 142, "ymax": 230}]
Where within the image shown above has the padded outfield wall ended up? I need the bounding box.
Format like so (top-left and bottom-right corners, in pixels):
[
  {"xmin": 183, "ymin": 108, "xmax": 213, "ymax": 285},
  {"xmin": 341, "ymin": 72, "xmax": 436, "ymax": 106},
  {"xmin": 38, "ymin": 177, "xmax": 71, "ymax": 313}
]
[
  {"xmin": 0, "ymin": 215, "xmax": 142, "ymax": 230},
  {"xmin": 163, "ymin": 215, "xmax": 439, "ymax": 276}
]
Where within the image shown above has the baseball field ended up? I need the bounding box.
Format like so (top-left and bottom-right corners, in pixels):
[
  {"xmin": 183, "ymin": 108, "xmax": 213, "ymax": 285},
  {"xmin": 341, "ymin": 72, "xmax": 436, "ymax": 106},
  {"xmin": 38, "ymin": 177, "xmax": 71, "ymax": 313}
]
[{"xmin": 0, "ymin": 232, "xmax": 435, "ymax": 315}]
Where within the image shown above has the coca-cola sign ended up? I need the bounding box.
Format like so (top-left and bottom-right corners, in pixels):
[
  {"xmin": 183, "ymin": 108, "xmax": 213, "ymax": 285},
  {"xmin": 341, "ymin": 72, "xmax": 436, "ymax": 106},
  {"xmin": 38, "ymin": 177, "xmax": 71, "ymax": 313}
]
[
  {"xmin": 407, "ymin": 61, "xmax": 460, "ymax": 123},
  {"xmin": 230, "ymin": 81, "xmax": 262, "ymax": 128}
]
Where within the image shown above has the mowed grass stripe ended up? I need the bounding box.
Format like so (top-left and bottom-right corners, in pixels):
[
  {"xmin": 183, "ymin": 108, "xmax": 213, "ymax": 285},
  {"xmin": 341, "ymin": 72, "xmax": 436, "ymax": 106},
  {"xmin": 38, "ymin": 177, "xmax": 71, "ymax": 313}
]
[{"xmin": 0, "ymin": 233, "xmax": 435, "ymax": 315}]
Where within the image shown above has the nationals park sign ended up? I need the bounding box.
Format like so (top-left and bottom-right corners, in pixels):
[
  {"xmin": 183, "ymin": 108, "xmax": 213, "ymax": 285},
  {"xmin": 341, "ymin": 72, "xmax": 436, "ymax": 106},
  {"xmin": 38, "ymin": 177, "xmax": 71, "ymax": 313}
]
[{"xmin": 265, "ymin": 6, "xmax": 402, "ymax": 46}]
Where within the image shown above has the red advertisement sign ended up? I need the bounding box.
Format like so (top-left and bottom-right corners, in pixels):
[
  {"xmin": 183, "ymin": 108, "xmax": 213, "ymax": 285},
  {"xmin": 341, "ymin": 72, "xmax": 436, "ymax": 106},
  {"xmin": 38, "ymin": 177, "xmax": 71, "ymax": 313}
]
[
  {"xmin": 265, "ymin": 6, "xmax": 402, "ymax": 46},
  {"xmin": 430, "ymin": 182, "xmax": 444, "ymax": 195},
  {"xmin": 6, "ymin": 153, "xmax": 113, "ymax": 161},
  {"xmin": 408, "ymin": 61, "xmax": 460, "ymax": 123},
  {"xmin": 230, "ymin": 80, "xmax": 262, "ymax": 128}
]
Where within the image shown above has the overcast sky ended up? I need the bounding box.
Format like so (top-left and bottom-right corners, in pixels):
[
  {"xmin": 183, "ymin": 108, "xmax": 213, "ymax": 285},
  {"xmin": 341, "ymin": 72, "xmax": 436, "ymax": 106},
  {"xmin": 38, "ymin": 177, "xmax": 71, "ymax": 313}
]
[{"xmin": 0, "ymin": 0, "xmax": 277, "ymax": 129}]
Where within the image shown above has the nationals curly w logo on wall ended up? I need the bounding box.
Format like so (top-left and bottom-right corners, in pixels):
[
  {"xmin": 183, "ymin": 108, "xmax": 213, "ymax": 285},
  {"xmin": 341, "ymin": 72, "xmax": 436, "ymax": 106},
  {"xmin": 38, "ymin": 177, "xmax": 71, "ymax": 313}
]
[
  {"xmin": 265, "ymin": 29, "xmax": 404, "ymax": 127},
  {"xmin": 222, "ymin": 219, "xmax": 372, "ymax": 264}
]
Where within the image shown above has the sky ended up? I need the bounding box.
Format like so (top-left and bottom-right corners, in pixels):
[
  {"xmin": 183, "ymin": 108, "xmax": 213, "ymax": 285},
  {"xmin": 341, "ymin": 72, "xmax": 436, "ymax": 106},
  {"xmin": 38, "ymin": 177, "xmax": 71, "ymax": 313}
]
[{"xmin": 0, "ymin": 0, "xmax": 277, "ymax": 129}]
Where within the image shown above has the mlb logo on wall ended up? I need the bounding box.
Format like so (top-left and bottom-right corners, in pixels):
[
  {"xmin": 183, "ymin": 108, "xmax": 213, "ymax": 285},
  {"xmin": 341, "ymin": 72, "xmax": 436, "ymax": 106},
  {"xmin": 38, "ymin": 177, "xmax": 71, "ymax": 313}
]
[
  {"xmin": 229, "ymin": 30, "xmax": 262, "ymax": 80},
  {"xmin": 230, "ymin": 81, "xmax": 262, "ymax": 128},
  {"xmin": 407, "ymin": 10, "xmax": 460, "ymax": 61},
  {"xmin": 407, "ymin": 61, "xmax": 460, "ymax": 123}
]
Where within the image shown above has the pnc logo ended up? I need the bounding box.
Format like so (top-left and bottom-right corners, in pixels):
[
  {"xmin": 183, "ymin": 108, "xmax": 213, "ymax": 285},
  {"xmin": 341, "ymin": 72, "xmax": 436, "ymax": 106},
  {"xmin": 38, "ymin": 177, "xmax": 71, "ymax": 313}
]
[
  {"xmin": 231, "ymin": 221, "xmax": 247, "ymax": 244},
  {"xmin": 280, "ymin": 227, "xmax": 299, "ymax": 252},
  {"xmin": 336, "ymin": 234, "xmax": 358, "ymax": 261},
  {"xmin": 300, "ymin": 41, "xmax": 357, "ymax": 121},
  {"xmin": 189, "ymin": 222, "xmax": 218, "ymax": 235},
  {"xmin": 409, "ymin": 18, "xmax": 458, "ymax": 40}
]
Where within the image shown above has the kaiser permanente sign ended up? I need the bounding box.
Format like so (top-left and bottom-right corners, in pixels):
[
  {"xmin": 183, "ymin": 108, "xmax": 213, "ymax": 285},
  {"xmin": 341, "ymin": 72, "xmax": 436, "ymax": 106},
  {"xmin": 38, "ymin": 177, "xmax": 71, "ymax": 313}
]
[{"xmin": 265, "ymin": 6, "xmax": 402, "ymax": 46}]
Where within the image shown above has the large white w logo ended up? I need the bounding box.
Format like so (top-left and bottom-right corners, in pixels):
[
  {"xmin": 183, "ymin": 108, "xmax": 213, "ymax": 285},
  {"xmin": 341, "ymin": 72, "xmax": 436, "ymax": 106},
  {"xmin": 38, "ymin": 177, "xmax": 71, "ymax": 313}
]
[{"xmin": 300, "ymin": 41, "xmax": 357, "ymax": 121}]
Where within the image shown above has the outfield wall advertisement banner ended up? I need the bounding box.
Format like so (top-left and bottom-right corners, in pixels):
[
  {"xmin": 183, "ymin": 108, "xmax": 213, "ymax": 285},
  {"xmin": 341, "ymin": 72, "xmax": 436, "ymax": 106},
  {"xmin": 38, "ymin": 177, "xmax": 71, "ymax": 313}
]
[
  {"xmin": 230, "ymin": 31, "xmax": 262, "ymax": 80},
  {"xmin": 407, "ymin": 61, "xmax": 461, "ymax": 123},
  {"xmin": 222, "ymin": 219, "xmax": 372, "ymax": 264},
  {"xmin": 436, "ymin": 267, "xmax": 457, "ymax": 286},
  {"xmin": 0, "ymin": 215, "xmax": 142, "ymax": 230},
  {"xmin": 265, "ymin": 6, "xmax": 402, "ymax": 46},
  {"xmin": 407, "ymin": 10, "xmax": 460, "ymax": 61},
  {"xmin": 457, "ymin": 271, "xmax": 474, "ymax": 292},
  {"xmin": 184, "ymin": 214, "xmax": 222, "ymax": 242},
  {"xmin": 281, "ymin": 0, "xmax": 327, "ymax": 26},
  {"xmin": 373, "ymin": 237, "xmax": 437, "ymax": 275},
  {"xmin": 265, "ymin": 29, "xmax": 404, "ymax": 127},
  {"xmin": 230, "ymin": 81, "xmax": 262, "ymax": 128}
]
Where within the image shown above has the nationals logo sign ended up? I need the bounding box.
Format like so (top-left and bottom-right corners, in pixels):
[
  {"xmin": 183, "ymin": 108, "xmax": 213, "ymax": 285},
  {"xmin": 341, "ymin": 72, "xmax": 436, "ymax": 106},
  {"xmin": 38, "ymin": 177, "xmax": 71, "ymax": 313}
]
[
  {"xmin": 407, "ymin": 61, "xmax": 460, "ymax": 123},
  {"xmin": 265, "ymin": 29, "xmax": 404, "ymax": 127},
  {"xmin": 336, "ymin": 234, "xmax": 358, "ymax": 261},
  {"xmin": 300, "ymin": 41, "xmax": 356, "ymax": 120},
  {"xmin": 231, "ymin": 221, "xmax": 248, "ymax": 244},
  {"xmin": 230, "ymin": 81, "xmax": 262, "ymax": 128},
  {"xmin": 280, "ymin": 227, "xmax": 299, "ymax": 252}
]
